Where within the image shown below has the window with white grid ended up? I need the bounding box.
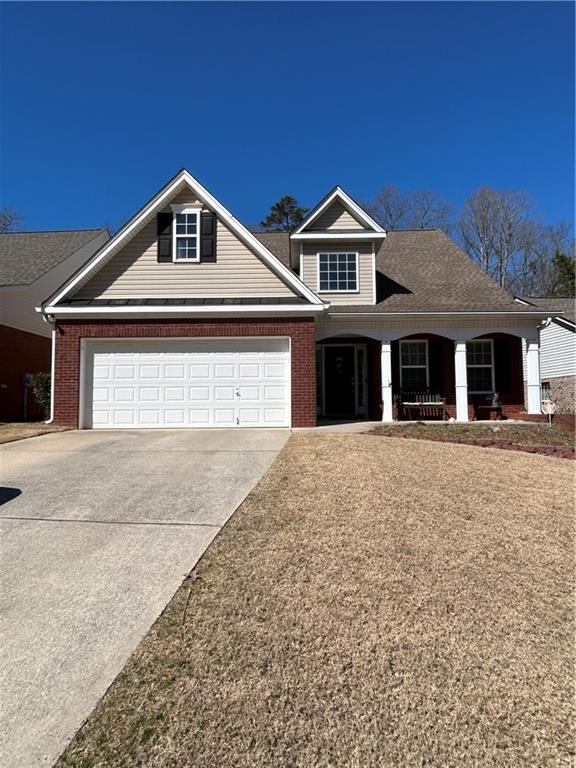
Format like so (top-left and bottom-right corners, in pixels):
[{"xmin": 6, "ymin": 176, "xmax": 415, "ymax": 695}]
[
  {"xmin": 174, "ymin": 211, "xmax": 199, "ymax": 261},
  {"xmin": 399, "ymin": 340, "xmax": 429, "ymax": 390},
  {"xmin": 466, "ymin": 340, "xmax": 494, "ymax": 393},
  {"xmin": 318, "ymin": 252, "xmax": 358, "ymax": 292}
]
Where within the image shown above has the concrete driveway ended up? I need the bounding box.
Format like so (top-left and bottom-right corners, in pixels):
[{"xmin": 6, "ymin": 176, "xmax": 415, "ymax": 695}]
[{"xmin": 0, "ymin": 428, "xmax": 289, "ymax": 768}]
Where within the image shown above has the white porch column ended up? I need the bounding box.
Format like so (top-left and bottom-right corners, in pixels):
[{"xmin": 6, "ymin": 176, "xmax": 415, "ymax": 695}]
[
  {"xmin": 525, "ymin": 337, "xmax": 541, "ymax": 414},
  {"xmin": 381, "ymin": 339, "xmax": 393, "ymax": 422},
  {"xmin": 454, "ymin": 340, "xmax": 469, "ymax": 422}
]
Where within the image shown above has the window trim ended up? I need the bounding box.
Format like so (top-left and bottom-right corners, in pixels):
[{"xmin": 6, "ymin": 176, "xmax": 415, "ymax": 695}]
[
  {"xmin": 399, "ymin": 339, "xmax": 429, "ymax": 390},
  {"xmin": 171, "ymin": 204, "xmax": 203, "ymax": 263},
  {"xmin": 466, "ymin": 338, "xmax": 495, "ymax": 394},
  {"xmin": 317, "ymin": 251, "xmax": 359, "ymax": 293}
]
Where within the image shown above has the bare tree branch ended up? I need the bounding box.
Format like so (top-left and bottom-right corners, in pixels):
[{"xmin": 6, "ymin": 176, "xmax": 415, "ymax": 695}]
[
  {"xmin": 364, "ymin": 185, "xmax": 412, "ymax": 230},
  {"xmin": 406, "ymin": 190, "xmax": 452, "ymax": 231}
]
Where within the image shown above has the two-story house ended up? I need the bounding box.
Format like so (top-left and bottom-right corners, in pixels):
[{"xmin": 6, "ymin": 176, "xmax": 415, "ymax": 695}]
[{"xmin": 38, "ymin": 169, "xmax": 553, "ymax": 429}]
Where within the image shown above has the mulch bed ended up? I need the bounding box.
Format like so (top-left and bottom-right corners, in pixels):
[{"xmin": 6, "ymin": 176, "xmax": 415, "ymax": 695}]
[{"xmin": 370, "ymin": 432, "xmax": 575, "ymax": 460}]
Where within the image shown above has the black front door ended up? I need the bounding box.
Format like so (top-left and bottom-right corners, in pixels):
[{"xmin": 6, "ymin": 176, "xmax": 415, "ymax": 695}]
[{"xmin": 324, "ymin": 346, "xmax": 356, "ymax": 416}]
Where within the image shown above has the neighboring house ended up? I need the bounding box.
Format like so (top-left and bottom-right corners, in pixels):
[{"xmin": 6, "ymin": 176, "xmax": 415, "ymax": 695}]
[
  {"xmin": 518, "ymin": 297, "xmax": 575, "ymax": 414},
  {"xmin": 37, "ymin": 169, "xmax": 554, "ymax": 430},
  {"xmin": 0, "ymin": 229, "xmax": 109, "ymax": 421}
]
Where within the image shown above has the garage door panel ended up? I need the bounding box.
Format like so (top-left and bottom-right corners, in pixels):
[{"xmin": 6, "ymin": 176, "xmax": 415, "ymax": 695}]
[
  {"xmin": 213, "ymin": 408, "xmax": 235, "ymax": 426},
  {"xmin": 264, "ymin": 407, "xmax": 287, "ymax": 424},
  {"xmin": 190, "ymin": 386, "xmax": 210, "ymax": 400},
  {"xmin": 139, "ymin": 410, "xmax": 161, "ymax": 425},
  {"xmin": 87, "ymin": 339, "xmax": 290, "ymax": 428},
  {"xmin": 114, "ymin": 410, "xmax": 135, "ymax": 425},
  {"xmin": 93, "ymin": 365, "xmax": 110, "ymax": 380},
  {"xmin": 264, "ymin": 385, "xmax": 285, "ymax": 400},
  {"xmin": 239, "ymin": 363, "xmax": 260, "ymax": 378},
  {"xmin": 92, "ymin": 388, "xmax": 110, "ymax": 403},
  {"xmin": 190, "ymin": 364, "xmax": 210, "ymax": 378},
  {"xmin": 140, "ymin": 365, "xmax": 161, "ymax": 379},
  {"xmin": 238, "ymin": 408, "xmax": 260, "ymax": 425},
  {"xmin": 92, "ymin": 410, "xmax": 111, "ymax": 426},
  {"xmin": 165, "ymin": 387, "xmax": 185, "ymax": 401},
  {"xmin": 264, "ymin": 362, "xmax": 286, "ymax": 377},
  {"xmin": 139, "ymin": 387, "xmax": 160, "ymax": 401},
  {"xmin": 165, "ymin": 409, "xmax": 186, "ymax": 425}
]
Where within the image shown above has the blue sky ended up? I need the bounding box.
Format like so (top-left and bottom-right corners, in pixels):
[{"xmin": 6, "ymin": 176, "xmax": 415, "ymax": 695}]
[{"xmin": 1, "ymin": 1, "xmax": 573, "ymax": 233}]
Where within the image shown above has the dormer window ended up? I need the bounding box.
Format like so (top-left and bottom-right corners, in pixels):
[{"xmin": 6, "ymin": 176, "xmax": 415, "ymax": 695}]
[
  {"xmin": 171, "ymin": 205, "xmax": 202, "ymax": 262},
  {"xmin": 318, "ymin": 252, "xmax": 358, "ymax": 292}
]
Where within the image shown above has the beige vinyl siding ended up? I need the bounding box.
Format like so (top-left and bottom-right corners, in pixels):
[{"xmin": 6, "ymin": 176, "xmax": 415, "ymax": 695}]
[
  {"xmin": 308, "ymin": 202, "xmax": 369, "ymax": 231},
  {"xmin": 167, "ymin": 189, "xmax": 202, "ymax": 206},
  {"xmin": 301, "ymin": 241, "xmax": 375, "ymax": 305},
  {"xmin": 74, "ymin": 218, "xmax": 295, "ymax": 299}
]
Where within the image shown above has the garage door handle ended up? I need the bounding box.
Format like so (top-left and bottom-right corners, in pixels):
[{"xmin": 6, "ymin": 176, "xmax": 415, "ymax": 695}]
[{"xmin": 234, "ymin": 387, "xmax": 240, "ymax": 397}]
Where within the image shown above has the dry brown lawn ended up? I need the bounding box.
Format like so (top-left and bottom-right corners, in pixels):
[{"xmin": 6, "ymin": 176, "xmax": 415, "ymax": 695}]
[
  {"xmin": 59, "ymin": 435, "xmax": 574, "ymax": 768},
  {"xmin": 0, "ymin": 422, "xmax": 68, "ymax": 444}
]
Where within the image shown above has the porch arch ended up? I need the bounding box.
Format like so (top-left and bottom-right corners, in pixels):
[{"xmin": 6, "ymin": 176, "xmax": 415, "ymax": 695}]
[{"xmin": 316, "ymin": 324, "xmax": 537, "ymax": 342}]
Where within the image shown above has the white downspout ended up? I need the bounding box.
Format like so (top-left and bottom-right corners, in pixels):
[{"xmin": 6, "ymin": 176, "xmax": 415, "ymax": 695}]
[{"xmin": 42, "ymin": 314, "xmax": 56, "ymax": 424}]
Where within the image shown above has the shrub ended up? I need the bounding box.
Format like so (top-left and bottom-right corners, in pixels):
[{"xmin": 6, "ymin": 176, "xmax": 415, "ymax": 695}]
[{"xmin": 30, "ymin": 372, "xmax": 51, "ymax": 418}]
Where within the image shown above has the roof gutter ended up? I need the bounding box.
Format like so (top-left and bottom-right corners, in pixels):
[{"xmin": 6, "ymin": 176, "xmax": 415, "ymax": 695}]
[
  {"xmin": 37, "ymin": 303, "xmax": 328, "ymax": 319},
  {"xmin": 326, "ymin": 310, "xmax": 558, "ymax": 318}
]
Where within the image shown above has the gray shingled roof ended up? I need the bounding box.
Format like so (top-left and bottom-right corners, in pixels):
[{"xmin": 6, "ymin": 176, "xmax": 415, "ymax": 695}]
[
  {"xmin": 253, "ymin": 231, "xmax": 291, "ymax": 267},
  {"xmin": 520, "ymin": 297, "xmax": 575, "ymax": 323},
  {"xmin": 0, "ymin": 229, "xmax": 107, "ymax": 286},
  {"xmin": 257, "ymin": 228, "xmax": 543, "ymax": 313}
]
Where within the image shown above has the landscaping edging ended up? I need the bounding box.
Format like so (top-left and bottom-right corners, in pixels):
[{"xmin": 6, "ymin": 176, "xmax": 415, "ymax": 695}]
[{"xmin": 369, "ymin": 432, "xmax": 575, "ymax": 460}]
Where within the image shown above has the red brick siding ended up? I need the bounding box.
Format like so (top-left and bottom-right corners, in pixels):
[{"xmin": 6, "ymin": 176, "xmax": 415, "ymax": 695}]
[
  {"xmin": 0, "ymin": 324, "xmax": 51, "ymax": 421},
  {"xmin": 53, "ymin": 318, "xmax": 317, "ymax": 428}
]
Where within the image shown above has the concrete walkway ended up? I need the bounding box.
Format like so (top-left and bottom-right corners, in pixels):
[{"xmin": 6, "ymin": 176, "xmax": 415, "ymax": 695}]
[{"xmin": 0, "ymin": 429, "xmax": 288, "ymax": 768}]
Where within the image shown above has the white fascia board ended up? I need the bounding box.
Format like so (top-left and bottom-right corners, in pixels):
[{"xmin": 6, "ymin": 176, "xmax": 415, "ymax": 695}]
[
  {"xmin": 293, "ymin": 186, "xmax": 386, "ymax": 235},
  {"xmin": 291, "ymin": 232, "xmax": 387, "ymax": 241},
  {"xmin": 46, "ymin": 170, "xmax": 323, "ymax": 308},
  {"xmin": 553, "ymin": 316, "xmax": 576, "ymax": 330},
  {"xmin": 39, "ymin": 303, "xmax": 328, "ymax": 317}
]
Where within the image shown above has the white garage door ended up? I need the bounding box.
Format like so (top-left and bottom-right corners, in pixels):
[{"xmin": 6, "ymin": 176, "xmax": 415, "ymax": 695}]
[{"xmin": 84, "ymin": 339, "xmax": 290, "ymax": 428}]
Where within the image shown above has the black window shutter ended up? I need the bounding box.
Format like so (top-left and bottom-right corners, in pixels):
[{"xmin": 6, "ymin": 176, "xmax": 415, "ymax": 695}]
[
  {"xmin": 157, "ymin": 213, "xmax": 173, "ymax": 263},
  {"xmin": 200, "ymin": 212, "xmax": 216, "ymax": 263}
]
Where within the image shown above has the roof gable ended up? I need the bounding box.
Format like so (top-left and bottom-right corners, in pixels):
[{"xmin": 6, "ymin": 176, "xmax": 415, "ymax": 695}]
[
  {"xmin": 294, "ymin": 186, "xmax": 385, "ymax": 234},
  {"xmin": 46, "ymin": 170, "xmax": 323, "ymax": 307},
  {"xmin": 73, "ymin": 212, "xmax": 297, "ymax": 301}
]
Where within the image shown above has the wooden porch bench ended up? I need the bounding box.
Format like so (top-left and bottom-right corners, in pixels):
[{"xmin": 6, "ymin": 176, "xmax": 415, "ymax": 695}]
[{"xmin": 396, "ymin": 391, "xmax": 447, "ymax": 421}]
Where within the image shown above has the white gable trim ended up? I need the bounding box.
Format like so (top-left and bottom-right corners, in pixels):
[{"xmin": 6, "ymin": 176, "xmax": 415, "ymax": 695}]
[
  {"xmin": 291, "ymin": 232, "xmax": 386, "ymax": 241},
  {"xmin": 45, "ymin": 170, "xmax": 323, "ymax": 308},
  {"xmin": 293, "ymin": 186, "xmax": 386, "ymax": 235}
]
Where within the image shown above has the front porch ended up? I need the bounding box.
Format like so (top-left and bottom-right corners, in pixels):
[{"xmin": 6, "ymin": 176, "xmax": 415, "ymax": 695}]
[{"xmin": 316, "ymin": 331, "xmax": 538, "ymax": 423}]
